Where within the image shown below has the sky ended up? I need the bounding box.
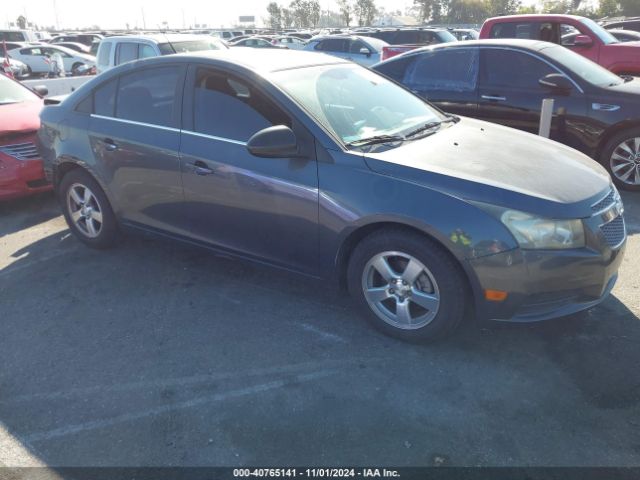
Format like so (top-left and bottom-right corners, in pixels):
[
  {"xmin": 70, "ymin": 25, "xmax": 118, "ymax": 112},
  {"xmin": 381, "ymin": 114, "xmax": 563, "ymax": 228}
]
[{"xmin": 2, "ymin": 0, "xmax": 553, "ymax": 30}]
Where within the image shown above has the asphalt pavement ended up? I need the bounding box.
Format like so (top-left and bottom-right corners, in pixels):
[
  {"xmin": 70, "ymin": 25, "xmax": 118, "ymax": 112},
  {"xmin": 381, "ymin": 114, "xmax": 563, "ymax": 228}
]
[{"xmin": 0, "ymin": 190, "xmax": 639, "ymax": 468}]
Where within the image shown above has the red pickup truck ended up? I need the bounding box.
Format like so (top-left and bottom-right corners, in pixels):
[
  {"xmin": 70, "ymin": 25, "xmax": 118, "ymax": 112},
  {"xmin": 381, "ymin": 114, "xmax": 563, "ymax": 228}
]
[{"xmin": 479, "ymin": 14, "xmax": 640, "ymax": 76}]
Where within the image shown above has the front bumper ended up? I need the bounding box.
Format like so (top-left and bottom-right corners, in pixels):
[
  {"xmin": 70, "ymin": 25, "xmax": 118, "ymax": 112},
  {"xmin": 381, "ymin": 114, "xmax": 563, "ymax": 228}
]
[
  {"xmin": 0, "ymin": 154, "xmax": 52, "ymax": 200},
  {"xmin": 468, "ymin": 237, "xmax": 626, "ymax": 323}
]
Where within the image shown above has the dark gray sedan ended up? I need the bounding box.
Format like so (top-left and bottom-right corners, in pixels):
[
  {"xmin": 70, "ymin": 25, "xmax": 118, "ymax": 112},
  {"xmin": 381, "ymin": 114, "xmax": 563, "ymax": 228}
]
[{"xmin": 38, "ymin": 50, "xmax": 626, "ymax": 341}]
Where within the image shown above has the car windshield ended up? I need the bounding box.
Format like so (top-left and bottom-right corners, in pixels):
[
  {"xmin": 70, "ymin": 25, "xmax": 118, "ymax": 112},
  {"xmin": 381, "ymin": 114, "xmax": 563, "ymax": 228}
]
[
  {"xmin": 580, "ymin": 17, "xmax": 619, "ymax": 45},
  {"xmin": 542, "ymin": 44, "xmax": 624, "ymax": 87},
  {"xmin": 0, "ymin": 73, "xmax": 39, "ymax": 104},
  {"xmin": 271, "ymin": 64, "xmax": 444, "ymax": 146},
  {"xmin": 158, "ymin": 40, "xmax": 226, "ymax": 54}
]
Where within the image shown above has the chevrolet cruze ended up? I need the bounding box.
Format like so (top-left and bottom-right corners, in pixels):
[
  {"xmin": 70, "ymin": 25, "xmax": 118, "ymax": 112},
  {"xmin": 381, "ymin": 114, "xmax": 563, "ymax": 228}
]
[{"xmin": 38, "ymin": 50, "xmax": 626, "ymax": 341}]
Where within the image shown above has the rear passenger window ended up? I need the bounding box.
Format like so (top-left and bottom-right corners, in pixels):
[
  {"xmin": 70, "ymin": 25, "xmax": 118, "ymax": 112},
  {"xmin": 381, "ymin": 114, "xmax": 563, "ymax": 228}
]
[
  {"xmin": 316, "ymin": 39, "xmax": 348, "ymax": 52},
  {"xmin": 115, "ymin": 67, "xmax": 181, "ymax": 127},
  {"xmin": 115, "ymin": 42, "xmax": 138, "ymax": 65},
  {"xmin": 94, "ymin": 78, "xmax": 117, "ymax": 117},
  {"xmin": 374, "ymin": 55, "xmax": 416, "ymax": 82},
  {"xmin": 139, "ymin": 44, "xmax": 156, "ymax": 58},
  {"xmin": 192, "ymin": 68, "xmax": 290, "ymax": 142},
  {"xmin": 405, "ymin": 49, "xmax": 479, "ymax": 92}
]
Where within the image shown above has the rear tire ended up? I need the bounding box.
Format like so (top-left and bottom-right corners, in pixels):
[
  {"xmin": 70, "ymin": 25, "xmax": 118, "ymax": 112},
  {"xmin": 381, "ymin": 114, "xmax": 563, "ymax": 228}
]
[
  {"xmin": 347, "ymin": 229, "xmax": 467, "ymax": 342},
  {"xmin": 599, "ymin": 127, "xmax": 640, "ymax": 191},
  {"xmin": 58, "ymin": 169, "xmax": 119, "ymax": 249}
]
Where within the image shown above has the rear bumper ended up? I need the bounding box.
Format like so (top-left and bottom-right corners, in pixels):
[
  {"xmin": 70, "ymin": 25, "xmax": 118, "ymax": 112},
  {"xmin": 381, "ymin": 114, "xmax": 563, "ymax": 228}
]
[
  {"xmin": 0, "ymin": 155, "xmax": 52, "ymax": 200},
  {"xmin": 468, "ymin": 240, "xmax": 626, "ymax": 323}
]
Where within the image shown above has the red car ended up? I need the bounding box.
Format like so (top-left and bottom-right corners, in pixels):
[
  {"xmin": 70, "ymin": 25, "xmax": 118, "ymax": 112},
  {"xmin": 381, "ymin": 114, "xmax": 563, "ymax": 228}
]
[
  {"xmin": 0, "ymin": 74, "xmax": 51, "ymax": 200},
  {"xmin": 480, "ymin": 14, "xmax": 640, "ymax": 76}
]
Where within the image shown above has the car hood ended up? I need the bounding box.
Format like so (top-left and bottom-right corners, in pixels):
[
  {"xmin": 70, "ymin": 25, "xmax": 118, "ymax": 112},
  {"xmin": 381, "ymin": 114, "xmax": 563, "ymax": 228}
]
[
  {"xmin": 362, "ymin": 117, "xmax": 611, "ymax": 219},
  {"xmin": 0, "ymin": 100, "xmax": 42, "ymax": 137}
]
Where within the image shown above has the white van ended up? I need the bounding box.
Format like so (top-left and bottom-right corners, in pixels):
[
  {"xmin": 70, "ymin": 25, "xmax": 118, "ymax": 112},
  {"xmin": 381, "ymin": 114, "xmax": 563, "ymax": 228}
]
[
  {"xmin": 0, "ymin": 29, "xmax": 39, "ymax": 43},
  {"xmin": 95, "ymin": 34, "xmax": 228, "ymax": 74}
]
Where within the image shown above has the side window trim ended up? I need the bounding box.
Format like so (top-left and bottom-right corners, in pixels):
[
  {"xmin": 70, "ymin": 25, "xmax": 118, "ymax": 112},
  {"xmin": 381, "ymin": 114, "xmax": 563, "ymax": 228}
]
[{"xmin": 478, "ymin": 46, "xmax": 584, "ymax": 94}]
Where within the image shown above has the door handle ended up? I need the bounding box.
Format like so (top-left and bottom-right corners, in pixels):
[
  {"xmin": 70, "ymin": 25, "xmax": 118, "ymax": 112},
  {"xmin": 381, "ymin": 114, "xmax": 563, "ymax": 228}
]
[
  {"xmin": 481, "ymin": 95, "xmax": 507, "ymax": 102},
  {"xmin": 101, "ymin": 138, "xmax": 118, "ymax": 151},
  {"xmin": 192, "ymin": 161, "xmax": 214, "ymax": 176}
]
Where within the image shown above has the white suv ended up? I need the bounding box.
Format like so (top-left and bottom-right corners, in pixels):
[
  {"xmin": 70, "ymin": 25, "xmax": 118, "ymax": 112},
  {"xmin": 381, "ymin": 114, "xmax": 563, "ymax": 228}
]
[{"xmin": 95, "ymin": 34, "xmax": 228, "ymax": 74}]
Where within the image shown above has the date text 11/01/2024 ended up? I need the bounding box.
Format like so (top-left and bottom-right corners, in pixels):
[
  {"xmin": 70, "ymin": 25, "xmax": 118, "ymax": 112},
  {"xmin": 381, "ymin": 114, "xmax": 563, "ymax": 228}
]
[{"xmin": 233, "ymin": 469, "xmax": 400, "ymax": 478}]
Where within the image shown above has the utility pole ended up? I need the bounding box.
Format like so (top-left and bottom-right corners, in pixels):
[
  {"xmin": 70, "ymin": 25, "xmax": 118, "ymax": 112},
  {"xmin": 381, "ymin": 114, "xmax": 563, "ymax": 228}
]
[{"xmin": 141, "ymin": 7, "xmax": 147, "ymax": 30}]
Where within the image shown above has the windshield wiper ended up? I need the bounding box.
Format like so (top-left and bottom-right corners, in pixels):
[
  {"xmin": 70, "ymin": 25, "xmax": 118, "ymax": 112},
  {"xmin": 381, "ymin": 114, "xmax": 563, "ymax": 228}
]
[
  {"xmin": 404, "ymin": 116, "xmax": 458, "ymax": 139},
  {"xmin": 346, "ymin": 134, "xmax": 405, "ymax": 147}
]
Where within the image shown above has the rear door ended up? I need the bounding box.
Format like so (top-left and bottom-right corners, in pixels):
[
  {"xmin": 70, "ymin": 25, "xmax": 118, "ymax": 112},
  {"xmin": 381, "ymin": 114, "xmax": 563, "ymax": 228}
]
[
  {"xmin": 477, "ymin": 47, "xmax": 588, "ymax": 150},
  {"xmin": 400, "ymin": 48, "xmax": 480, "ymax": 117},
  {"xmin": 178, "ymin": 65, "xmax": 320, "ymax": 274},
  {"xmin": 88, "ymin": 65, "xmax": 188, "ymax": 233},
  {"xmin": 315, "ymin": 38, "xmax": 350, "ymax": 61}
]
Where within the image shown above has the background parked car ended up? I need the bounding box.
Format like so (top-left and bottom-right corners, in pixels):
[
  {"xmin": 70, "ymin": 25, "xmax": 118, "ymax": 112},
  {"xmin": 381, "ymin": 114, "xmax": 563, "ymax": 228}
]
[
  {"xmin": 480, "ymin": 14, "xmax": 640, "ymax": 76},
  {"xmin": 50, "ymin": 33, "xmax": 103, "ymax": 47},
  {"xmin": 96, "ymin": 34, "xmax": 228, "ymax": 73},
  {"xmin": 448, "ymin": 28, "xmax": 479, "ymax": 41},
  {"xmin": 304, "ymin": 35, "xmax": 388, "ymax": 67},
  {"xmin": 362, "ymin": 28, "xmax": 458, "ymax": 60},
  {"xmin": 0, "ymin": 29, "xmax": 39, "ymax": 43},
  {"xmin": 0, "ymin": 74, "xmax": 51, "ymax": 200},
  {"xmin": 609, "ymin": 29, "xmax": 640, "ymax": 43},
  {"xmin": 374, "ymin": 39, "xmax": 640, "ymax": 190},
  {"xmin": 230, "ymin": 37, "xmax": 286, "ymax": 49},
  {"xmin": 271, "ymin": 36, "xmax": 307, "ymax": 50},
  {"xmin": 8, "ymin": 44, "xmax": 96, "ymax": 76},
  {"xmin": 603, "ymin": 19, "xmax": 640, "ymax": 32},
  {"xmin": 53, "ymin": 42, "xmax": 92, "ymax": 54}
]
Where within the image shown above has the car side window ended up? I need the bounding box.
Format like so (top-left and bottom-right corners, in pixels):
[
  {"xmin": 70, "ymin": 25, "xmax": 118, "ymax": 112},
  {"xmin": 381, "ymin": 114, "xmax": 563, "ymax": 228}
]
[
  {"xmin": 191, "ymin": 68, "xmax": 291, "ymax": 142},
  {"xmin": 139, "ymin": 44, "xmax": 156, "ymax": 58},
  {"xmin": 317, "ymin": 39, "xmax": 347, "ymax": 52},
  {"xmin": 404, "ymin": 49, "xmax": 479, "ymax": 92},
  {"xmin": 94, "ymin": 78, "xmax": 118, "ymax": 117},
  {"xmin": 561, "ymin": 24, "xmax": 581, "ymax": 45},
  {"xmin": 350, "ymin": 40, "xmax": 368, "ymax": 54},
  {"xmin": 481, "ymin": 49, "xmax": 555, "ymax": 90},
  {"xmin": 115, "ymin": 42, "xmax": 138, "ymax": 65},
  {"xmin": 115, "ymin": 66, "xmax": 181, "ymax": 127},
  {"xmin": 374, "ymin": 55, "xmax": 417, "ymax": 83}
]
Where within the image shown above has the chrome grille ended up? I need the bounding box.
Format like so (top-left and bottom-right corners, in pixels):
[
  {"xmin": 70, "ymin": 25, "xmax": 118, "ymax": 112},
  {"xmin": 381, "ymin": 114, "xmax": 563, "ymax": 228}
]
[
  {"xmin": 591, "ymin": 189, "xmax": 615, "ymax": 214},
  {"xmin": 601, "ymin": 215, "xmax": 626, "ymax": 248},
  {"xmin": 0, "ymin": 142, "xmax": 40, "ymax": 161}
]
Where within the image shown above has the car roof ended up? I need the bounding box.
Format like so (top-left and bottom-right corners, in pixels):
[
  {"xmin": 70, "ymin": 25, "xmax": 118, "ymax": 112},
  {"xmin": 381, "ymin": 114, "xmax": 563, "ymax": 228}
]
[
  {"xmin": 104, "ymin": 48, "xmax": 350, "ymax": 78},
  {"xmin": 484, "ymin": 14, "xmax": 586, "ymax": 23},
  {"xmin": 380, "ymin": 39, "xmax": 558, "ymax": 60}
]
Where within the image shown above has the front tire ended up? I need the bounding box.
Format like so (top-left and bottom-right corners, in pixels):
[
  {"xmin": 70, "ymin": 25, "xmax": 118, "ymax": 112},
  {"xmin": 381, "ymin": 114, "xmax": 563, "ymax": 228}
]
[
  {"xmin": 599, "ymin": 128, "xmax": 640, "ymax": 191},
  {"xmin": 59, "ymin": 169, "xmax": 118, "ymax": 249},
  {"xmin": 347, "ymin": 229, "xmax": 467, "ymax": 342}
]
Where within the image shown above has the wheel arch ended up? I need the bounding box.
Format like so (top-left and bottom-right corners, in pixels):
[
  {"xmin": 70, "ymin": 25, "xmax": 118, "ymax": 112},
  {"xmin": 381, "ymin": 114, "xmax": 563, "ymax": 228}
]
[
  {"xmin": 334, "ymin": 221, "xmax": 480, "ymax": 312},
  {"xmin": 54, "ymin": 159, "xmax": 118, "ymax": 213},
  {"xmin": 595, "ymin": 120, "xmax": 640, "ymax": 161}
]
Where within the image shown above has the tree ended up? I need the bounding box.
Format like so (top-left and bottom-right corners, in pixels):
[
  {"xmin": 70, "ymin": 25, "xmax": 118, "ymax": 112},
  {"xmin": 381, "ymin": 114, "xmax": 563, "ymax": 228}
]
[
  {"xmin": 338, "ymin": 0, "xmax": 353, "ymax": 27},
  {"xmin": 16, "ymin": 15, "xmax": 27, "ymax": 29},
  {"xmin": 281, "ymin": 7, "xmax": 294, "ymax": 28},
  {"xmin": 308, "ymin": 0, "xmax": 321, "ymax": 28},
  {"xmin": 620, "ymin": 0, "xmax": 640, "ymax": 16},
  {"xmin": 487, "ymin": 0, "xmax": 521, "ymax": 16},
  {"xmin": 266, "ymin": 2, "xmax": 282, "ymax": 30},
  {"xmin": 598, "ymin": 0, "xmax": 621, "ymax": 17},
  {"xmin": 354, "ymin": 0, "xmax": 378, "ymax": 26}
]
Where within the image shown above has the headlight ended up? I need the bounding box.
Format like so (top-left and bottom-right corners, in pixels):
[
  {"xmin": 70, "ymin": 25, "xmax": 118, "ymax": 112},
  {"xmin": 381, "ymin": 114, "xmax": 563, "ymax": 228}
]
[{"xmin": 500, "ymin": 210, "xmax": 585, "ymax": 250}]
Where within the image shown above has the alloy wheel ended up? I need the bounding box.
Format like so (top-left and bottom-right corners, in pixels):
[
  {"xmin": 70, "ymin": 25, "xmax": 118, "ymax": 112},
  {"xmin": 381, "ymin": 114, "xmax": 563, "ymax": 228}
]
[
  {"xmin": 67, "ymin": 183, "xmax": 103, "ymax": 238},
  {"xmin": 610, "ymin": 137, "xmax": 640, "ymax": 186},
  {"xmin": 361, "ymin": 251, "xmax": 440, "ymax": 330}
]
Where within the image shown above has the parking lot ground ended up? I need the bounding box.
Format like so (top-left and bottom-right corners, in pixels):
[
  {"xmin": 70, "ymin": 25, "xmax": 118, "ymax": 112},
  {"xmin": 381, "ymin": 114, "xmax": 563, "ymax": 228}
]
[{"xmin": 0, "ymin": 192, "xmax": 639, "ymax": 467}]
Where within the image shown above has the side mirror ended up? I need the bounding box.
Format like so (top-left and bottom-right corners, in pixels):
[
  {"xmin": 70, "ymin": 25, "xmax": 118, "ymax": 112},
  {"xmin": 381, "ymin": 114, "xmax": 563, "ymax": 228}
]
[
  {"xmin": 32, "ymin": 85, "xmax": 49, "ymax": 97},
  {"xmin": 359, "ymin": 47, "xmax": 371, "ymax": 57},
  {"xmin": 538, "ymin": 73, "xmax": 573, "ymax": 94},
  {"xmin": 247, "ymin": 125, "xmax": 299, "ymax": 158},
  {"xmin": 573, "ymin": 35, "xmax": 593, "ymax": 47}
]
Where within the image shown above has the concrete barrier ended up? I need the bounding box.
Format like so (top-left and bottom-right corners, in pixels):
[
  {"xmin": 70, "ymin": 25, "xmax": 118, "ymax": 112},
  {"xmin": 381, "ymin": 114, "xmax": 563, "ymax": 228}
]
[{"xmin": 22, "ymin": 76, "xmax": 94, "ymax": 97}]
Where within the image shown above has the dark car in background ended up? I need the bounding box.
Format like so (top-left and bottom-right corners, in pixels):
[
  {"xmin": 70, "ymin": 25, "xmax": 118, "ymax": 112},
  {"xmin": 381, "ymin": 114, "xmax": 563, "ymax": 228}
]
[
  {"xmin": 38, "ymin": 50, "xmax": 625, "ymax": 341},
  {"xmin": 362, "ymin": 27, "xmax": 458, "ymax": 61},
  {"xmin": 374, "ymin": 39, "xmax": 640, "ymax": 190},
  {"xmin": 603, "ymin": 19, "xmax": 640, "ymax": 32}
]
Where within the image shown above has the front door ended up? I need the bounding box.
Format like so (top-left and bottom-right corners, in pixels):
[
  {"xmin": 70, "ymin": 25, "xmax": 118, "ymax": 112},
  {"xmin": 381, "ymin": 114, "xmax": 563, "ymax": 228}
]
[
  {"xmin": 88, "ymin": 65, "xmax": 187, "ymax": 233},
  {"xmin": 477, "ymin": 47, "xmax": 588, "ymax": 152},
  {"xmin": 179, "ymin": 65, "xmax": 320, "ymax": 274}
]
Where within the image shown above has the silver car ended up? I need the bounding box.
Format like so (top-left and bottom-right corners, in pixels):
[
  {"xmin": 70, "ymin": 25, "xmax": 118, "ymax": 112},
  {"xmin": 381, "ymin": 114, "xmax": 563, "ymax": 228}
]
[{"xmin": 304, "ymin": 35, "xmax": 388, "ymax": 67}]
